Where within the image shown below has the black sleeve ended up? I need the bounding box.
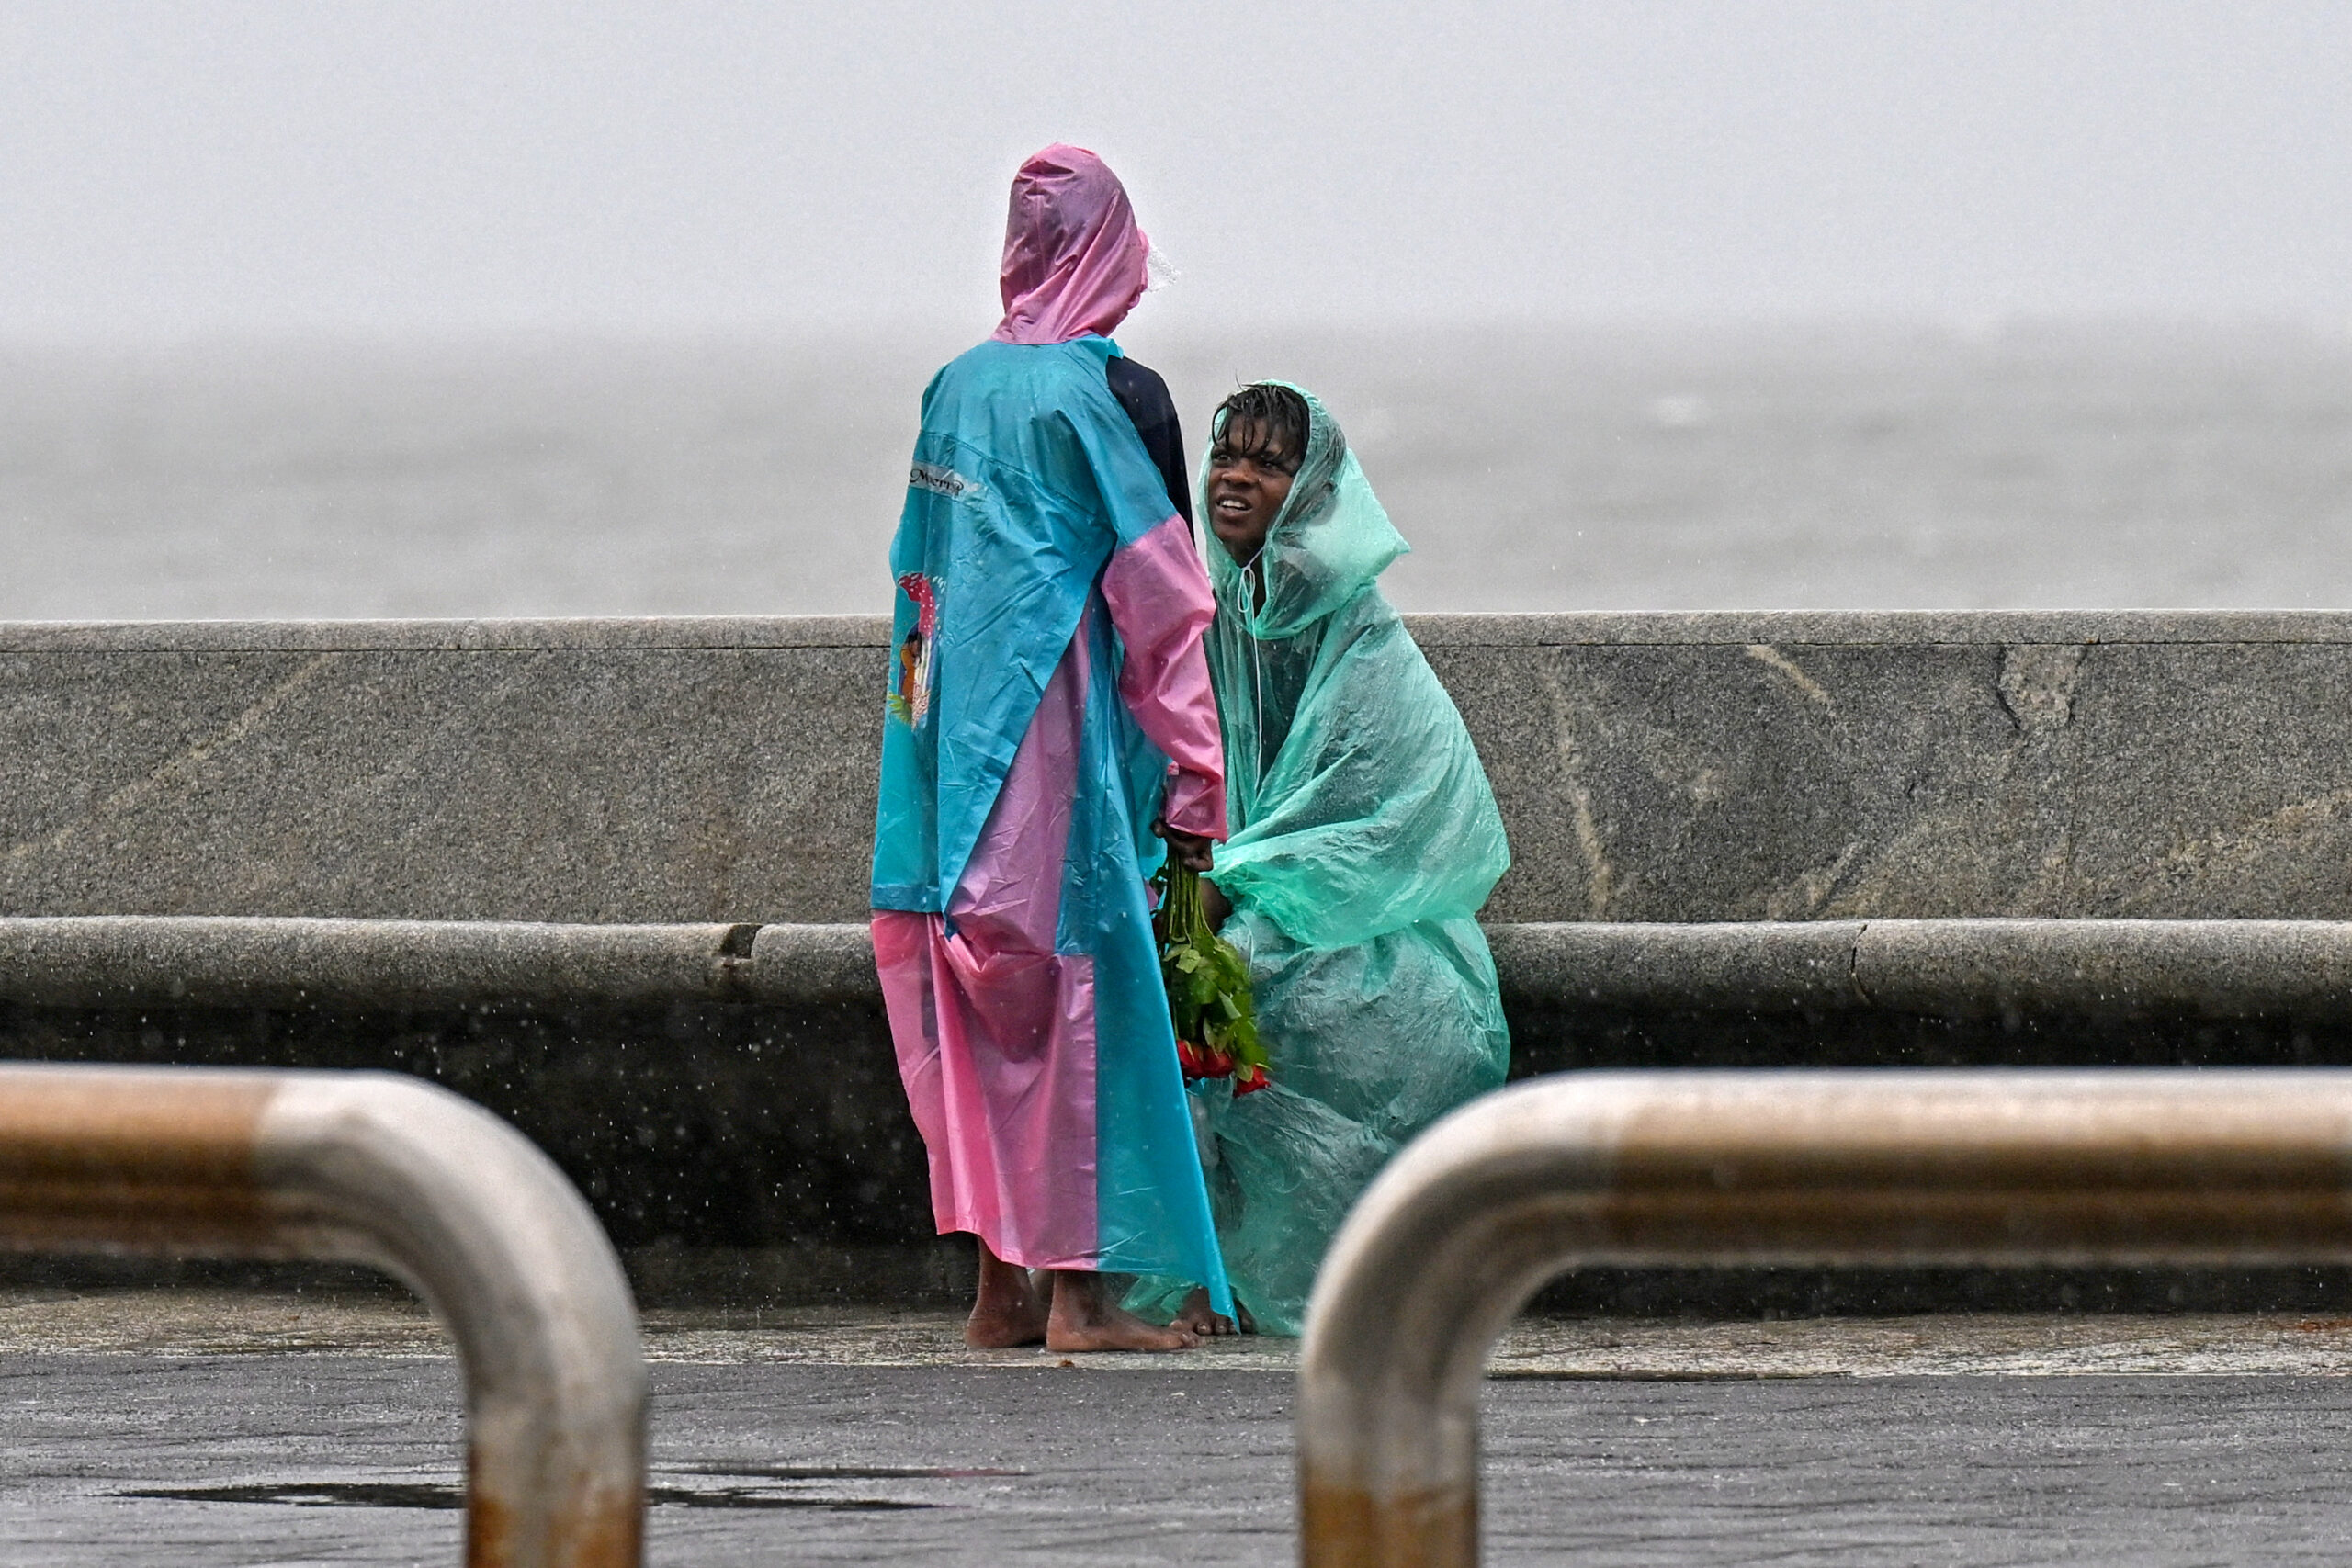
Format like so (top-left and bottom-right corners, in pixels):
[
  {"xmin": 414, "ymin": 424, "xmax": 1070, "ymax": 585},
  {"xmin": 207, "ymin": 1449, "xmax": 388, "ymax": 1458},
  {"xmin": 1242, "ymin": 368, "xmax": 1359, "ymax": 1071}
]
[{"xmin": 1103, "ymin": 355, "xmax": 1193, "ymax": 531}]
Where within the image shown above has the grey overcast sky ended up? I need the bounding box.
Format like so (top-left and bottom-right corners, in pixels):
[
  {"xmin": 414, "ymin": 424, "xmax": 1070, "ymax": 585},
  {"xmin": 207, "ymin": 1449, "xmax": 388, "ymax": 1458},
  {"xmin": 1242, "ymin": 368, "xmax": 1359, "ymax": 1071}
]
[{"xmin": 2, "ymin": 0, "xmax": 2347, "ymax": 340}]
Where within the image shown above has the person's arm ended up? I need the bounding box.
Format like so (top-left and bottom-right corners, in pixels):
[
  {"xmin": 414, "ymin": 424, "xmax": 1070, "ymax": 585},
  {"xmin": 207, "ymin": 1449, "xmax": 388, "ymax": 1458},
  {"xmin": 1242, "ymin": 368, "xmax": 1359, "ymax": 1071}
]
[
  {"xmin": 1102, "ymin": 516, "xmax": 1227, "ymax": 850},
  {"xmin": 1068, "ymin": 369, "xmax": 1227, "ymax": 855}
]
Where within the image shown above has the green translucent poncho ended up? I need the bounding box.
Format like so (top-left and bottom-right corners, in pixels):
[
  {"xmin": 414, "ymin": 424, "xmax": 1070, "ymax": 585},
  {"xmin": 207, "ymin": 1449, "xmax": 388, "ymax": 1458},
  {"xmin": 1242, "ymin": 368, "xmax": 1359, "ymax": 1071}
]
[{"xmin": 1133, "ymin": 385, "xmax": 1510, "ymax": 1335}]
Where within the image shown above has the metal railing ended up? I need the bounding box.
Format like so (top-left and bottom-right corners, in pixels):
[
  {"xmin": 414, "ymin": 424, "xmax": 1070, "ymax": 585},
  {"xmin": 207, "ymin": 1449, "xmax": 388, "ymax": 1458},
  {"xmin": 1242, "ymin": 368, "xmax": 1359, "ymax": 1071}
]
[
  {"xmin": 1297, "ymin": 1068, "xmax": 2352, "ymax": 1568},
  {"xmin": 0, "ymin": 1064, "xmax": 646, "ymax": 1568}
]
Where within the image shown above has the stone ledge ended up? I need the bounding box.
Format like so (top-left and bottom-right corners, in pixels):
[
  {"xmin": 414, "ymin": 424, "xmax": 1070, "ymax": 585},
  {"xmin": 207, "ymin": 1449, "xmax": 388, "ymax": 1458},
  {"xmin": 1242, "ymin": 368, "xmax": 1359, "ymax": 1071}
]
[
  {"xmin": 17, "ymin": 609, "xmax": 2352, "ymax": 653},
  {"xmin": 0, "ymin": 917, "xmax": 874, "ymax": 1008},
  {"xmin": 1407, "ymin": 609, "xmax": 2352, "ymax": 647},
  {"xmin": 1501, "ymin": 919, "xmax": 2352, "ymax": 1019},
  {"xmin": 0, "ymin": 615, "xmax": 892, "ymax": 652},
  {"xmin": 13, "ymin": 915, "xmax": 2352, "ymax": 1020}
]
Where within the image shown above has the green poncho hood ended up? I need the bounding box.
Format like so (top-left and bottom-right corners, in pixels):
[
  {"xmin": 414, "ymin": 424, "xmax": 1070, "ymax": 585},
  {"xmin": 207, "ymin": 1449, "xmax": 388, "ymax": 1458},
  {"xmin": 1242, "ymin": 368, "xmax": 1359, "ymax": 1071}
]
[
  {"xmin": 1205, "ymin": 382, "xmax": 1408, "ymax": 642},
  {"xmin": 1199, "ymin": 385, "xmax": 1509, "ymax": 951}
]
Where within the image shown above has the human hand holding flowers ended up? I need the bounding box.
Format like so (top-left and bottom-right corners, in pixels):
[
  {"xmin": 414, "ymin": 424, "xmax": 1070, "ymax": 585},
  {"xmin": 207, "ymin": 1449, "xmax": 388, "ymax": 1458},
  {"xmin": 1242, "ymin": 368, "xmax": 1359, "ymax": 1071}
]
[{"xmin": 1152, "ymin": 817, "xmax": 1216, "ymax": 872}]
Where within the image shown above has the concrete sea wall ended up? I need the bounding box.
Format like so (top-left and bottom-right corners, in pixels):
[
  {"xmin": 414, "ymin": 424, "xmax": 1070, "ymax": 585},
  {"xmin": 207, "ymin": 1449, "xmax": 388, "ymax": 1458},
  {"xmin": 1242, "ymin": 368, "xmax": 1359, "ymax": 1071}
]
[
  {"xmin": 10, "ymin": 610, "xmax": 2352, "ymax": 923},
  {"xmin": 12, "ymin": 611, "xmax": 2352, "ymax": 1311}
]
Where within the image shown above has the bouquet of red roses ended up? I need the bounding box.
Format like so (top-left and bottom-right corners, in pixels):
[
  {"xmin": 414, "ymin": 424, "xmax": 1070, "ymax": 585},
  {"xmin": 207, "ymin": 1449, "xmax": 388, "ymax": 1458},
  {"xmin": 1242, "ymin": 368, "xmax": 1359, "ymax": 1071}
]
[{"xmin": 1155, "ymin": 859, "xmax": 1271, "ymax": 1094}]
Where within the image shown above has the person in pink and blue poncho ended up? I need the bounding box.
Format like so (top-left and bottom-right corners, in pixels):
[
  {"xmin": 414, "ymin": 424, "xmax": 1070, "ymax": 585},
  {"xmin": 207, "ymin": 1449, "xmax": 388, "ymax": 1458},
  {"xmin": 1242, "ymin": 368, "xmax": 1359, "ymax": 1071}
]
[{"xmin": 870, "ymin": 145, "xmax": 1235, "ymax": 1352}]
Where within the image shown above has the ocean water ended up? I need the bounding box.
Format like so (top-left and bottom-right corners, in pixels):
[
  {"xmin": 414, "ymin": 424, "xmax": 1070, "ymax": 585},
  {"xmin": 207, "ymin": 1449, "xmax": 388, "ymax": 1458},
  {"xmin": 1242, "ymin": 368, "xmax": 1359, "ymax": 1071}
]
[{"xmin": 1, "ymin": 322, "xmax": 2347, "ymax": 621}]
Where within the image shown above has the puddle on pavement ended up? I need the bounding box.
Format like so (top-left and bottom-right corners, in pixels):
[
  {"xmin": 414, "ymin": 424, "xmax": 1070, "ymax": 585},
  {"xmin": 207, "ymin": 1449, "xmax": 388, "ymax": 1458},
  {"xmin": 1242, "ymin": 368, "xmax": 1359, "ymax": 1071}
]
[
  {"xmin": 672, "ymin": 1463, "xmax": 1024, "ymax": 1480},
  {"xmin": 122, "ymin": 1472, "xmax": 964, "ymax": 1511},
  {"xmin": 125, "ymin": 1483, "xmax": 468, "ymax": 1511}
]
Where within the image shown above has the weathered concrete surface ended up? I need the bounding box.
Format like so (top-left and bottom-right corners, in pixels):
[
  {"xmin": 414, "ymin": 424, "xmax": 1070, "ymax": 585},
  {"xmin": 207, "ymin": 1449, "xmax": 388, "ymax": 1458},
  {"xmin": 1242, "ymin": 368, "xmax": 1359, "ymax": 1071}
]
[
  {"xmin": 1419, "ymin": 615, "xmax": 2352, "ymax": 924},
  {"xmin": 1850, "ymin": 918, "xmax": 2352, "ymax": 1018},
  {"xmin": 7, "ymin": 1350, "xmax": 2352, "ymax": 1565},
  {"xmin": 25, "ymin": 915, "xmax": 2352, "ymax": 1019},
  {"xmin": 11, "ymin": 612, "xmax": 2352, "ymax": 924},
  {"xmin": 0, "ymin": 916, "xmax": 876, "ymax": 1008},
  {"xmin": 0, "ymin": 618, "xmax": 880, "ymax": 925},
  {"xmin": 1489, "ymin": 920, "xmax": 1867, "ymax": 1011}
]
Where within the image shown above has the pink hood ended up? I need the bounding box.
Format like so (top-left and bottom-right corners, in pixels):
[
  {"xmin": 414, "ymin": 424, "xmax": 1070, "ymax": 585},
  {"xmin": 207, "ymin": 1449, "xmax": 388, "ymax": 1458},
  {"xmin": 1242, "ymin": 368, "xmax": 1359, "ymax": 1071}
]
[{"xmin": 991, "ymin": 145, "xmax": 1150, "ymax": 346}]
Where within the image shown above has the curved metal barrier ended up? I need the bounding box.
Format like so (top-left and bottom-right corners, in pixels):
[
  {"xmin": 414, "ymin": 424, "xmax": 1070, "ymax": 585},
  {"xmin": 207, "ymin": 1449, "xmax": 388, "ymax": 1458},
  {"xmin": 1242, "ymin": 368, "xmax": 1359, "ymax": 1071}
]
[
  {"xmin": 1298, "ymin": 1068, "xmax": 2352, "ymax": 1568},
  {"xmin": 0, "ymin": 1064, "xmax": 646, "ymax": 1568}
]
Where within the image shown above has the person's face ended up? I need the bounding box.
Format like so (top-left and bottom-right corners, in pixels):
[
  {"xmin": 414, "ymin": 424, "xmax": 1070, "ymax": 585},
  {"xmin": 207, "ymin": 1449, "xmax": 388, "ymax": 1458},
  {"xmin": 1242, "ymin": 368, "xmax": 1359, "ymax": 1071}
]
[{"xmin": 1205, "ymin": 417, "xmax": 1299, "ymax": 563}]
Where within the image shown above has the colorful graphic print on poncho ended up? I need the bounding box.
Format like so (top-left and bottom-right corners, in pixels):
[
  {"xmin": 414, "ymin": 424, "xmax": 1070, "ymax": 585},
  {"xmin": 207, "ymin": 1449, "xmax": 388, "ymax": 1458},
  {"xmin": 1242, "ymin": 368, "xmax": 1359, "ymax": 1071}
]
[{"xmin": 888, "ymin": 572, "xmax": 938, "ymax": 728}]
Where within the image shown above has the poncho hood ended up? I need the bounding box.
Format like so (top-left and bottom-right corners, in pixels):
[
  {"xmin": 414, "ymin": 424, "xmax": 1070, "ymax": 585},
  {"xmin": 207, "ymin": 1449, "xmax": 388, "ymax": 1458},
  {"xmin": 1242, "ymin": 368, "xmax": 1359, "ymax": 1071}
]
[
  {"xmin": 991, "ymin": 144, "xmax": 1151, "ymax": 346},
  {"xmin": 1205, "ymin": 383, "xmax": 1409, "ymax": 640}
]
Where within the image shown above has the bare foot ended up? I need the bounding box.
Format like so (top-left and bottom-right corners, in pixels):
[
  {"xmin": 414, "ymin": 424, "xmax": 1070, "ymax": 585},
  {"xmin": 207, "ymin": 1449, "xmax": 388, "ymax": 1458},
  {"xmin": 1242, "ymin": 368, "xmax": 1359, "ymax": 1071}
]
[
  {"xmin": 1046, "ymin": 1270, "xmax": 1199, "ymax": 1352},
  {"xmin": 1169, "ymin": 1285, "xmax": 1253, "ymax": 1337},
  {"xmin": 965, "ymin": 1244, "xmax": 1049, "ymax": 1348}
]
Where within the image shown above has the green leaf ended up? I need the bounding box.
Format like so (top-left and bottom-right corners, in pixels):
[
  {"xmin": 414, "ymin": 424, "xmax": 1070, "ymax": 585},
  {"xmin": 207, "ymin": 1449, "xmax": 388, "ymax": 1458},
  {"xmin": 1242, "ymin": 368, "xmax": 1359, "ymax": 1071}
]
[{"xmin": 1156, "ymin": 863, "xmax": 1271, "ymax": 1092}]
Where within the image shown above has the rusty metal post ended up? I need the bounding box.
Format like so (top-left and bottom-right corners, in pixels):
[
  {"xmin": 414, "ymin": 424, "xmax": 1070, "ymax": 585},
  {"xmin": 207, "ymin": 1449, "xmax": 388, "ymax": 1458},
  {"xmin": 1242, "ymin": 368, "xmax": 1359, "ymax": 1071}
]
[
  {"xmin": 1298, "ymin": 1068, "xmax": 2352, "ymax": 1568},
  {"xmin": 0, "ymin": 1064, "xmax": 645, "ymax": 1568}
]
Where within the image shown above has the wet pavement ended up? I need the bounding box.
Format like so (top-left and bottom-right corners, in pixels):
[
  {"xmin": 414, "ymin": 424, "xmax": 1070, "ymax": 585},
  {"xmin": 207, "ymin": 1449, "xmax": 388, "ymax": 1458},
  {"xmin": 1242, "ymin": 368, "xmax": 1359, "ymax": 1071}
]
[
  {"xmin": 6, "ymin": 1293, "xmax": 2352, "ymax": 1563},
  {"xmin": 16, "ymin": 1291, "xmax": 2352, "ymax": 1377}
]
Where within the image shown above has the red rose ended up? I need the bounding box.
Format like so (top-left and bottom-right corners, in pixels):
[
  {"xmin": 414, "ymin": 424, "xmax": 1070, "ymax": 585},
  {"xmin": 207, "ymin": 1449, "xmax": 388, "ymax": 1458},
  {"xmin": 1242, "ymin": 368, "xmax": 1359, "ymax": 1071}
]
[{"xmin": 1178, "ymin": 1037, "xmax": 1236, "ymax": 1080}]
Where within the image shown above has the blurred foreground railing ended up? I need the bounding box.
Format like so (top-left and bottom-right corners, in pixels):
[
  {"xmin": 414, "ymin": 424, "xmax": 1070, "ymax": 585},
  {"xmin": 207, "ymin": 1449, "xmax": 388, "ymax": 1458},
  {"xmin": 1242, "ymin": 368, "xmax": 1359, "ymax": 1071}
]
[
  {"xmin": 1298, "ymin": 1068, "xmax": 2352, "ymax": 1568},
  {"xmin": 0, "ymin": 1064, "xmax": 645, "ymax": 1568}
]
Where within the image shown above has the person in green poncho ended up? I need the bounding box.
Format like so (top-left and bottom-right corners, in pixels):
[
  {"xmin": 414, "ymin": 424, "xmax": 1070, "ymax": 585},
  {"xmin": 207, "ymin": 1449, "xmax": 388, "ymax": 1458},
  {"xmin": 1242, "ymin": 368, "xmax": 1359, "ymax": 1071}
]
[{"xmin": 1131, "ymin": 381, "xmax": 1512, "ymax": 1337}]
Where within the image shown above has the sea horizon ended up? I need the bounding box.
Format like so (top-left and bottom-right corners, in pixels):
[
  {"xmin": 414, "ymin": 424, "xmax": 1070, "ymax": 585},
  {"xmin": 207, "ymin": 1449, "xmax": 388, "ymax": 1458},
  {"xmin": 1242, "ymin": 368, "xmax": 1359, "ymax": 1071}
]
[{"xmin": 2, "ymin": 316, "xmax": 2346, "ymax": 622}]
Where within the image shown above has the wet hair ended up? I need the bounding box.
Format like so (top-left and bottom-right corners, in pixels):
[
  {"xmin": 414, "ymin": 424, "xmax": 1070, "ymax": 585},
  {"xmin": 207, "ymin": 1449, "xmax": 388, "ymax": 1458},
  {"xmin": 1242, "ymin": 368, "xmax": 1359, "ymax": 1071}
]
[{"xmin": 1211, "ymin": 383, "xmax": 1310, "ymax": 474}]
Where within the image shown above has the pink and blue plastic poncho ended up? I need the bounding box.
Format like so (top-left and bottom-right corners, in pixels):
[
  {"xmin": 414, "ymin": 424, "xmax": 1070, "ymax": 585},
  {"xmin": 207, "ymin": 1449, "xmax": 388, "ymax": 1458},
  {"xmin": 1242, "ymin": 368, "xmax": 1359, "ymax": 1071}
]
[{"xmin": 870, "ymin": 147, "xmax": 1235, "ymax": 1311}]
